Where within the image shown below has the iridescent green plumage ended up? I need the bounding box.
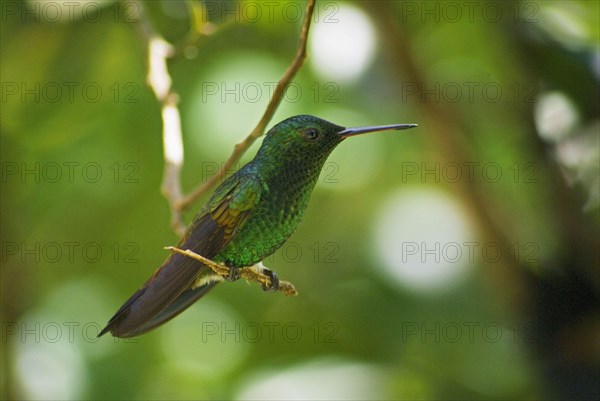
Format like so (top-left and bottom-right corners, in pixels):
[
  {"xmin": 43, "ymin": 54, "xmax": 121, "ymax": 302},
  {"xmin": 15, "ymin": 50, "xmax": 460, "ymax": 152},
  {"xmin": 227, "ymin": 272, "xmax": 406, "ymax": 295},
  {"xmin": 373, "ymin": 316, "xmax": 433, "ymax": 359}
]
[{"xmin": 99, "ymin": 115, "xmax": 416, "ymax": 337}]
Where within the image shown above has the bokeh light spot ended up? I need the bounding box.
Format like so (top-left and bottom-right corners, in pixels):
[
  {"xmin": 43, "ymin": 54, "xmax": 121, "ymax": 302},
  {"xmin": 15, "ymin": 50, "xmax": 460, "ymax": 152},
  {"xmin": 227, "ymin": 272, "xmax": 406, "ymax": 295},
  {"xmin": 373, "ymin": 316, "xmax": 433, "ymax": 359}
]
[
  {"xmin": 15, "ymin": 337, "xmax": 87, "ymax": 400},
  {"xmin": 535, "ymin": 91, "xmax": 579, "ymax": 142},
  {"xmin": 234, "ymin": 358, "xmax": 389, "ymax": 400},
  {"xmin": 538, "ymin": 2, "xmax": 592, "ymax": 49},
  {"xmin": 372, "ymin": 187, "xmax": 475, "ymax": 293},
  {"xmin": 310, "ymin": 5, "xmax": 377, "ymax": 82}
]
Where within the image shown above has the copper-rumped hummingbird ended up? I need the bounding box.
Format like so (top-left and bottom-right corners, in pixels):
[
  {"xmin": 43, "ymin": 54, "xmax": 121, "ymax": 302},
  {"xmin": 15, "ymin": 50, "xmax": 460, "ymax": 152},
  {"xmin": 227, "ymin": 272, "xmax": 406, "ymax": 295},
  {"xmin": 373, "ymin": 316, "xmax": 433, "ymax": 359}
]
[{"xmin": 99, "ymin": 115, "xmax": 417, "ymax": 337}]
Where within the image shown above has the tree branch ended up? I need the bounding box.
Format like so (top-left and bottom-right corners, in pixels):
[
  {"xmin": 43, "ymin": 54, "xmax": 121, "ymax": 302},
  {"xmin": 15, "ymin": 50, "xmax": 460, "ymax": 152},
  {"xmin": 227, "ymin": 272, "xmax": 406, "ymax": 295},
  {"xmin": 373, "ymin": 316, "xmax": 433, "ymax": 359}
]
[{"xmin": 165, "ymin": 246, "xmax": 298, "ymax": 296}]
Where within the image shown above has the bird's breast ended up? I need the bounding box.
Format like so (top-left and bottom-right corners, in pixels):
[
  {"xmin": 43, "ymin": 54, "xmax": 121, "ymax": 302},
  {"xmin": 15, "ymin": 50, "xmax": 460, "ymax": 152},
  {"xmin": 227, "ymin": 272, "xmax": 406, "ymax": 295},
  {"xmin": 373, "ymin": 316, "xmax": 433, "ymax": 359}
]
[{"xmin": 215, "ymin": 172, "xmax": 317, "ymax": 267}]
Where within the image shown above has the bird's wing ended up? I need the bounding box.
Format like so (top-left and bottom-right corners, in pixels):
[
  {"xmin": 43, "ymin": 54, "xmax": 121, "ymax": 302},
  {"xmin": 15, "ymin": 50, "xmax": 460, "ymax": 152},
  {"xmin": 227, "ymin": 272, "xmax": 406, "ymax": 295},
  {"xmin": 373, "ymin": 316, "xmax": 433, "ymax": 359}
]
[{"xmin": 99, "ymin": 173, "xmax": 262, "ymax": 338}]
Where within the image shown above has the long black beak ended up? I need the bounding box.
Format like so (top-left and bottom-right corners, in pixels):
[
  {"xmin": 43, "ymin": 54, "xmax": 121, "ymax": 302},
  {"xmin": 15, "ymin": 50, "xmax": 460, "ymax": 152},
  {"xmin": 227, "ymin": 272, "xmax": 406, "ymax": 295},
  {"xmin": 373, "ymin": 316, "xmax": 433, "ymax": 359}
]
[{"xmin": 338, "ymin": 123, "xmax": 418, "ymax": 137}]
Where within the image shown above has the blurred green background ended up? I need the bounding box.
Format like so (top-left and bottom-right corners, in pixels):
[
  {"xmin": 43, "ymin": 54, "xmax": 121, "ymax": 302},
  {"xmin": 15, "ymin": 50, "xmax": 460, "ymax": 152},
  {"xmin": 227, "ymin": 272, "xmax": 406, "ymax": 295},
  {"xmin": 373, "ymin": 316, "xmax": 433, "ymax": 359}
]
[{"xmin": 1, "ymin": 0, "xmax": 599, "ymax": 399}]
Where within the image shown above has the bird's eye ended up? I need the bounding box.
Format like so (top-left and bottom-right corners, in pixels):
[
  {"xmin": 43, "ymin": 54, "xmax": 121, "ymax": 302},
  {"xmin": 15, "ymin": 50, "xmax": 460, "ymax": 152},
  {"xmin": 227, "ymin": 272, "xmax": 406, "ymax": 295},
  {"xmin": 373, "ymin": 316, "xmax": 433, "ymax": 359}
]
[{"xmin": 303, "ymin": 128, "xmax": 321, "ymax": 141}]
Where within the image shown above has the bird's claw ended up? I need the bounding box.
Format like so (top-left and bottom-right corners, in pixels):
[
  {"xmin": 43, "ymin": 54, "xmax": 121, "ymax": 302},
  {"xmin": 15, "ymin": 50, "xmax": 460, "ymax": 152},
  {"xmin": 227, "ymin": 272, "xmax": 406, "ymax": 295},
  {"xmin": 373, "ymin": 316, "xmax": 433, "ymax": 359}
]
[
  {"xmin": 224, "ymin": 266, "xmax": 241, "ymax": 282},
  {"xmin": 261, "ymin": 268, "xmax": 279, "ymax": 292}
]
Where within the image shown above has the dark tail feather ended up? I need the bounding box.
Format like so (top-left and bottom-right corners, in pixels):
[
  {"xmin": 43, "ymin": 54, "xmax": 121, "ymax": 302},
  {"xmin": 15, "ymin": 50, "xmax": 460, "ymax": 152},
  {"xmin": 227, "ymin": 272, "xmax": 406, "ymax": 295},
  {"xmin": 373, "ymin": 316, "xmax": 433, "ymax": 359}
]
[
  {"xmin": 98, "ymin": 252, "xmax": 215, "ymax": 338},
  {"xmin": 124, "ymin": 281, "xmax": 219, "ymax": 336},
  {"xmin": 99, "ymin": 212, "xmax": 227, "ymax": 338},
  {"xmin": 97, "ymin": 286, "xmax": 147, "ymax": 337}
]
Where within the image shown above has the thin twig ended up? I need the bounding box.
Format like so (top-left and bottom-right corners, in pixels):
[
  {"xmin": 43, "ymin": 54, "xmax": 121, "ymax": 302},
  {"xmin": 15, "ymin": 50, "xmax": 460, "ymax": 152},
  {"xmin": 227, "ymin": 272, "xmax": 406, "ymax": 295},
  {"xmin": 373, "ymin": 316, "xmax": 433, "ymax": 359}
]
[
  {"xmin": 176, "ymin": 0, "xmax": 317, "ymax": 211},
  {"xmin": 165, "ymin": 246, "xmax": 298, "ymax": 296}
]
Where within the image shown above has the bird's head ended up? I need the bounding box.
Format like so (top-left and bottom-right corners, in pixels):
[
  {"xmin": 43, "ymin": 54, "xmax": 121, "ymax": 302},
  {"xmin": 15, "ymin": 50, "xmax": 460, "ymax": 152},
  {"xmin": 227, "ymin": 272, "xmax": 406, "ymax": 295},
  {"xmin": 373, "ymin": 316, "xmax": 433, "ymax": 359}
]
[{"xmin": 255, "ymin": 115, "xmax": 417, "ymax": 169}]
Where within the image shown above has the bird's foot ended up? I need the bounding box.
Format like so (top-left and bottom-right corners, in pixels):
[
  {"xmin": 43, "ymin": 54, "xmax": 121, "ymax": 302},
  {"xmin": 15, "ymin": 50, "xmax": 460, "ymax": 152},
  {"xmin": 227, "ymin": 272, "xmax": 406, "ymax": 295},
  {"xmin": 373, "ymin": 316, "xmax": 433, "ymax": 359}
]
[
  {"xmin": 260, "ymin": 267, "xmax": 279, "ymax": 292},
  {"xmin": 242, "ymin": 262, "xmax": 281, "ymax": 293},
  {"xmin": 224, "ymin": 266, "xmax": 241, "ymax": 282}
]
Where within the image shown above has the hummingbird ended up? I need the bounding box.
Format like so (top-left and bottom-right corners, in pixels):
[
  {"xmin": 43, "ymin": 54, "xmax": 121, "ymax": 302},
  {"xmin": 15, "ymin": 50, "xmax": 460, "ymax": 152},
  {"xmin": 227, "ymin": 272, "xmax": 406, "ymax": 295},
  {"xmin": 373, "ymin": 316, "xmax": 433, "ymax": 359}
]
[{"xmin": 99, "ymin": 115, "xmax": 417, "ymax": 337}]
